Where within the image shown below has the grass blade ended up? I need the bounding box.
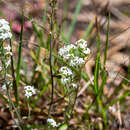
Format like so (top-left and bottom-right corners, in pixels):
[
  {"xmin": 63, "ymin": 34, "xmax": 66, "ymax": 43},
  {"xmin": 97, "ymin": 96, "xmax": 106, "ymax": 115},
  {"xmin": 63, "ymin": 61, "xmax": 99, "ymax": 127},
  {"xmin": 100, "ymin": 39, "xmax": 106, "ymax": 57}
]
[
  {"xmin": 104, "ymin": 13, "xmax": 110, "ymax": 66},
  {"xmin": 10, "ymin": 39, "xmax": 18, "ymax": 103},
  {"xmin": 94, "ymin": 36, "xmax": 101, "ymax": 94},
  {"xmin": 42, "ymin": 0, "xmax": 49, "ymax": 27},
  {"xmin": 16, "ymin": 11, "xmax": 24, "ymax": 87},
  {"xmin": 105, "ymin": 91, "xmax": 130, "ymax": 111},
  {"xmin": 68, "ymin": 0, "xmax": 83, "ymax": 41},
  {"xmin": 98, "ymin": 13, "xmax": 110, "ymax": 97},
  {"xmin": 83, "ymin": 20, "xmax": 94, "ymax": 39}
]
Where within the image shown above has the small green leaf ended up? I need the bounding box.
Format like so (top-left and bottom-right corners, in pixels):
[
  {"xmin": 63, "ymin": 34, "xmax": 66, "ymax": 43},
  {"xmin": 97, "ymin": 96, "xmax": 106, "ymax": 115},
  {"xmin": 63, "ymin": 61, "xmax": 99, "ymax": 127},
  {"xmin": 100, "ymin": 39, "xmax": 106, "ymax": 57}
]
[{"xmin": 59, "ymin": 124, "xmax": 68, "ymax": 130}]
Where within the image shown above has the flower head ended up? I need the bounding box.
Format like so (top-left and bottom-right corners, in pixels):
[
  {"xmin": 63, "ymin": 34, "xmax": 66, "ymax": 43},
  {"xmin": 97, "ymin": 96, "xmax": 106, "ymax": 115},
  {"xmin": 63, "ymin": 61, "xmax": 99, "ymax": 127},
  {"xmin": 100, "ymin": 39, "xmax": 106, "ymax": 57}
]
[
  {"xmin": 76, "ymin": 39, "xmax": 87, "ymax": 49},
  {"xmin": 4, "ymin": 45, "xmax": 12, "ymax": 56},
  {"xmin": 83, "ymin": 48, "xmax": 90, "ymax": 55},
  {"xmin": 2, "ymin": 81, "xmax": 12, "ymax": 90},
  {"xmin": 6, "ymin": 59, "xmax": 11, "ymax": 68},
  {"xmin": 70, "ymin": 56, "xmax": 85, "ymax": 67},
  {"xmin": 59, "ymin": 66, "xmax": 73, "ymax": 84},
  {"xmin": 4, "ymin": 45, "xmax": 11, "ymax": 51},
  {"xmin": 71, "ymin": 83, "xmax": 78, "ymax": 88},
  {"xmin": 47, "ymin": 118, "xmax": 57, "ymax": 127},
  {"xmin": 58, "ymin": 44, "xmax": 76, "ymax": 60},
  {"xmin": 0, "ymin": 19, "xmax": 12, "ymax": 41},
  {"xmin": 61, "ymin": 77, "xmax": 71, "ymax": 84},
  {"xmin": 0, "ymin": 19, "xmax": 9, "ymax": 25},
  {"xmin": 59, "ymin": 66, "xmax": 72, "ymax": 77},
  {"xmin": 2, "ymin": 84, "xmax": 6, "ymax": 90},
  {"xmin": 58, "ymin": 39, "xmax": 90, "ymax": 86},
  {"xmin": 24, "ymin": 85, "xmax": 36, "ymax": 98}
]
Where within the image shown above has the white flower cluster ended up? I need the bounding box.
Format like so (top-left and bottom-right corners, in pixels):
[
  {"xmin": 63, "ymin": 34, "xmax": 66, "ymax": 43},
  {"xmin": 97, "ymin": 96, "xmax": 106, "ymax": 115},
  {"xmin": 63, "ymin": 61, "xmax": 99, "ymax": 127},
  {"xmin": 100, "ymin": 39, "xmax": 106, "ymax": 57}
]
[
  {"xmin": 0, "ymin": 19, "xmax": 12, "ymax": 71},
  {"xmin": 76, "ymin": 39, "xmax": 87, "ymax": 49},
  {"xmin": 24, "ymin": 85, "xmax": 36, "ymax": 98},
  {"xmin": 0, "ymin": 19, "xmax": 12, "ymax": 41},
  {"xmin": 59, "ymin": 66, "xmax": 72, "ymax": 84},
  {"xmin": 70, "ymin": 56, "xmax": 85, "ymax": 67},
  {"xmin": 58, "ymin": 39, "xmax": 90, "ymax": 67},
  {"xmin": 4, "ymin": 45, "xmax": 12, "ymax": 68},
  {"xmin": 75, "ymin": 39, "xmax": 90, "ymax": 55},
  {"xmin": 58, "ymin": 44, "xmax": 76, "ymax": 60},
  {"xmin": 0, "ymin": 45, "xmax": 12, "ymax": 71},
  {"xmin": 2, "ymin": 81, "xmax": 13, "ymax": 90},
  {"xmin": 4, "ymin": 45, "xmax": 12, "ymax": 56},
  {"xmin": 58, "ymin": 39, "xmax": 90, "ymax": 86},
  {"xmin": 47, "ymin": 118, "xmax": 57, "ymax": 127},
  {"xmin": 59, "ymin": 66, "xmax": 72, "ymax": 77}
]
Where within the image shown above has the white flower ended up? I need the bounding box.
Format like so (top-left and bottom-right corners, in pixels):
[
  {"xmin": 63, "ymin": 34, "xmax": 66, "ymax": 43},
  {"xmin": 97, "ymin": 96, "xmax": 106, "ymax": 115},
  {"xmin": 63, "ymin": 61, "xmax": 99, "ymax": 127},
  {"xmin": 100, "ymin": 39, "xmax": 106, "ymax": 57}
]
[
  {"xmin": 4, "ymin": 45, "xmax": 12, "ymax": 56},
  {"xmin": 76, "ymin": 39, "xmax": 87, "ymax": 49},
  {"xmin": 58, "ymin": 47, "xmax": 66, "ymax": 56},
  {"xmin": 0, "ymin": 66, "xmax": 2, "ymax": 71},
  {"xmin": 63, "ymin": 53, "xmax": 74, "ymax": 60},
  {"xmin": 70, "ymin": 56, "xmax": 85, "ymax": 66},
  {"xmin": 2, "ymin": 81, "xmax": 12, "ymax": 90},
  {"xmin": 75, "ymin": 57, "xmax": 85, "ymax": 65},
  {"xmin": 0, "ymin": 32, "xmax": 12, "ymax": 41},
  {"xmin": 2, "ymin": 84, "xmax": 7, "ymax": 90},
  {"xmin": 58, "ymin": 39, "xmax": 91, "ymax": 88},
  {"xmin": 76, "ymin": 39, "xmax": 86, "ymax": 44},
  {"xmin": 47, "ymin": 118, "xmax": 57, "ymax": 127},
  {"xmin": 66, "ymin": 44, "xmax": 77, "ymax": 50},
  {"xmin": 5, "ymin": 51, "xmax": 12, "ymax": 56},
  {"xmin": 83, "ymin": 48, "xmax": 90, "ymax": 55},
  {"xmin": 61, "ymin": 77, "xmax": 70, "ymax": 84},
  {"xmin": 69, "ymin": 59, "xmax": 75, "ymax": 67},
  {"xmin": 24, "ymin": 85, "xmax": 36, "ymax": 98},
  {"xmin": 0, "ymin": 19, "xmax": 9, "ymax": 25},
  {"xmin": 4, "ymin": 45, "xmax": 11, "ymax": 52},
  {"xmin": 6, "ymin": 59, "xmax": 11, "ymax": 68},
  {"xmin": 7, "ymin": 81, "xmax": 13, "ymax": 87},
  {"xmin": 109, "ymin": 106, "xmax": 116, "ymax": 113},
  {"xmin": 0, "ymin": 24, "xmax": 10, "ymax": 32},
  {"xmin": 59, "ymin": 66, "xmax": 72, "ymax": 77},
  {"xmin": 0, "ymin": 19, "xmax": 12, "ymax": 41},
  {"xmin": 35, "ymin": 65, "xmax": 41, "ymax": 71},
  {"xmin": 71, "ymin": 83, "xmax": 77, "ymax": 88},
  {"xmin": 58, "ymin": 44, "xmax": 76, "ymax": 60}
]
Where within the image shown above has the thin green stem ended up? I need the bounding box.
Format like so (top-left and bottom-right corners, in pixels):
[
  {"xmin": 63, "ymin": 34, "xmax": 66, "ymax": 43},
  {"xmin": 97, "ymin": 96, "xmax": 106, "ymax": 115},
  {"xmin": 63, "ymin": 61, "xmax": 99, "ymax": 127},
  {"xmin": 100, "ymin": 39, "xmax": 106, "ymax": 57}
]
[
  {"xmin": 10, "ymin": 39, "xmax": 18, "ymax": 105},
  {"xmin": 48, "ymin": 0, "xmax": 56, "ymax": 117},
  {"xmin": 27, "ymin": 100, "xmax": 31, "ymax": 119},
  {"xmin": 104, "ymin": 13, "xmax": 110, "ymax": 67},
  {"xmin": 16, "ymin": 11, "xmax": 24, "ymax": 104},
  {"xmin": 7, "ymin": 91, "xmax": 22, "ymax": 128},
  {"xmin": 68, "ymin": 0, "xmax": 83, "ymax": 41}
]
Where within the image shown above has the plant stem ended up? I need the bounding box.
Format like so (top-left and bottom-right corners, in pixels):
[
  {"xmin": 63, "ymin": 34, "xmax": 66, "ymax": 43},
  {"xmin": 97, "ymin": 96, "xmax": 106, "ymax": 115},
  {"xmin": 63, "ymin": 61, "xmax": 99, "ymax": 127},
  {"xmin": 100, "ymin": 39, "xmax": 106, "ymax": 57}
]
[
  {"xmin": 48, "ymin": 0, "xmax": 55, "ymax": 117},
  {"xmin": 8, "ymin": 91, "xmax": 22, "ymax": 129},
  {"xmin": 104, "ymin": 13, "xmax": 110, "ymax": 67},
  {"xmin": 10, "ymin": 39, "xmax": 18, "ymax": 106},
  {"xmin": 27, "ymin": 101, "xmax": 31, "ymax": 119},
  {"xmin": 16, "ymin": 11, "xmax": 24, "ymax": 105}
]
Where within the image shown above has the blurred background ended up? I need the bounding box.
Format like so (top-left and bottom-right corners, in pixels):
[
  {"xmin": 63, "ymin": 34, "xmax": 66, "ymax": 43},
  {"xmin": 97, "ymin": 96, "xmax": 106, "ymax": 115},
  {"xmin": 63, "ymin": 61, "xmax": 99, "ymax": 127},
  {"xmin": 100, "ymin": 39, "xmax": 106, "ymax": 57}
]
[{"xmin": 0, "ymin": 0, "xmax": 130, "ymax": 129}]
